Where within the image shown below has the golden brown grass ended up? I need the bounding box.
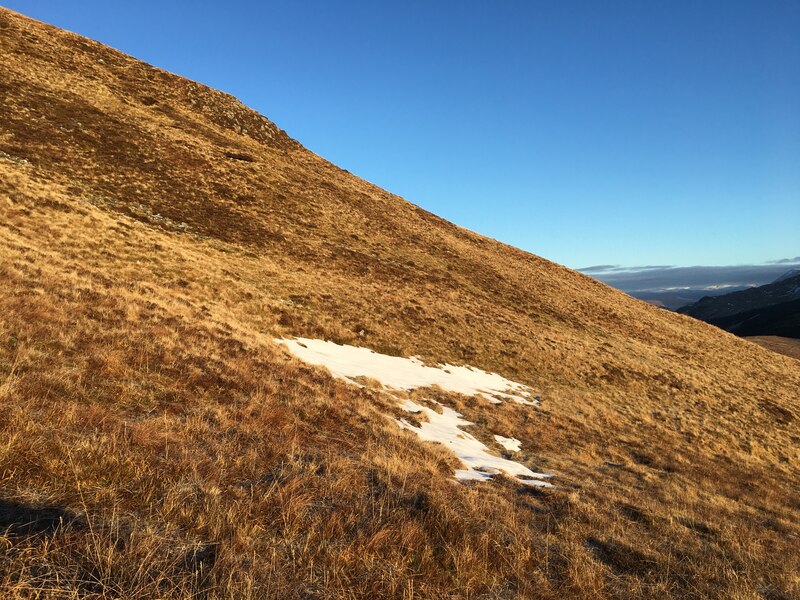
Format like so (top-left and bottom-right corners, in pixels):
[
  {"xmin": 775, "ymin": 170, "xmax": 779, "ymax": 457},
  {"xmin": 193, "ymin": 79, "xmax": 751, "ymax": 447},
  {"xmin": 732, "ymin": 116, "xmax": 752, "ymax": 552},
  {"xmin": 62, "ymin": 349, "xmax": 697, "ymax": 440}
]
[
  {"xmin": 746, "ymin": 336, "xmax": 800, "ymax": 361},
  {"xmin": 1, "ymin": 7, "xmax": 799, "ymax": 598}
]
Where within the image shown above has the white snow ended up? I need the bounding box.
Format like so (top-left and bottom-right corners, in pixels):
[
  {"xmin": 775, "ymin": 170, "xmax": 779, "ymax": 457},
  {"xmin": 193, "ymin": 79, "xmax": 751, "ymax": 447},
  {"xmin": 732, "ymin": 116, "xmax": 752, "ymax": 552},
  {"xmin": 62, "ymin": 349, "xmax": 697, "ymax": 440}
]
[
  {"xmin": 396, "ymin": 399, "xmax": 551, "ymax": 487},
  {"xmin": 494, "ymin": 435, "xmax": 522, "ymax": 453},
  {"xmin": 276, "ymin": 337, "xmax": 553, "ymax": 488},
  {"xmin": 275, "ymin": 337, "xmax": 538, "ymax": 405}
]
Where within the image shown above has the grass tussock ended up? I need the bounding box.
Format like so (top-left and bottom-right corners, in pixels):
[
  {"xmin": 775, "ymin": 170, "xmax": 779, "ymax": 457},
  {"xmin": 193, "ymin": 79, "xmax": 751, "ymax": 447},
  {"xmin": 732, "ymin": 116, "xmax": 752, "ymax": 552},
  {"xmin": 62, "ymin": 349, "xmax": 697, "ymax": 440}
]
[{"xmin": 1, "ymin": 7, "xmax": 799, "ymax": 598}]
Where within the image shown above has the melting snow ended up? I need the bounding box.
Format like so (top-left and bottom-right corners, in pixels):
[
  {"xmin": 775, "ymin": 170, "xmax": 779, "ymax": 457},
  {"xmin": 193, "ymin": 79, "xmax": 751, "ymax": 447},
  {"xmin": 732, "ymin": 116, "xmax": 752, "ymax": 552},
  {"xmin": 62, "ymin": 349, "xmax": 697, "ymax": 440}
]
[
  {"xmin": 276, "ymin": 337, "xmax": 552, "ymax": 488},
  {"xmin": 494, "ymin": 435, "xmax": 522, "ymax": 453},
  {"xmin": 275, "ymin": 337, "xmax": 537, "ymax": 405},
  {"xmin": 396, "ymin": 399, "xmax": 551, "ymax": 487}
]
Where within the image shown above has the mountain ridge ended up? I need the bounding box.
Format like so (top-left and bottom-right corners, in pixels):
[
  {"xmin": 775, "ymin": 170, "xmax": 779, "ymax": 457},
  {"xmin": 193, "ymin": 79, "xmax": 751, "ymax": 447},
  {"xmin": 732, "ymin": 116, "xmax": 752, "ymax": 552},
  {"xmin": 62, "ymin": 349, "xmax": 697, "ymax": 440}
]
[
  {"xmin": 774, "ymin": 267, "xmax": 800, "ymax": 283},
  {"xmin": 678, "ymin": 271, "xmax": 800, "ymax": 338}
]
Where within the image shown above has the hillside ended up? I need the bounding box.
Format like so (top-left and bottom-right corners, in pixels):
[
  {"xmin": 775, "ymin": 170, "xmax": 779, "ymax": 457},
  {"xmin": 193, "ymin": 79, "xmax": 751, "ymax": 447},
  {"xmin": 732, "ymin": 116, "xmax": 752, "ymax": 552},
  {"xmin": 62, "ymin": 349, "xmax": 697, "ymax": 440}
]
[
  {"xmin": 1, "ymin": 8, "xmax": 799, "ymax": 599},
  {"xmin": 707, "ymin": 298, "xmax": 800, "ymax": 339},
  {"xmin": 678, "ymin": 271, "xmax": 800, "ymax": 342},
  {"xmin": 678, "ymin": 271, "xmax": 800, "ymax": 323},
  {"xmin": 747, "ymin": 336, "xmax": 800, "ymax": 361}
]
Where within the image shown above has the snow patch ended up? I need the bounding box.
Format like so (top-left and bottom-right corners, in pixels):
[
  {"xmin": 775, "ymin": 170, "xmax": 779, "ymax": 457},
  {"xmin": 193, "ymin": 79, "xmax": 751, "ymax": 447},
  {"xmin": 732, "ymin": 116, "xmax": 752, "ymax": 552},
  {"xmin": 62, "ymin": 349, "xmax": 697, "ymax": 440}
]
[
  {"xmin": 494, "ymin": 435, "xmax": 522, "ymax": 453},
  {"xmin": 276, "ymin": 337, "xmax": 538, "ymax": 405},
  {"xmin": 276, "ymin": 337, "xmax": 552, "ymax": 488},
  {"xmin": 396, "ymin": 400, "xmax": 551, "ymax": 487}
]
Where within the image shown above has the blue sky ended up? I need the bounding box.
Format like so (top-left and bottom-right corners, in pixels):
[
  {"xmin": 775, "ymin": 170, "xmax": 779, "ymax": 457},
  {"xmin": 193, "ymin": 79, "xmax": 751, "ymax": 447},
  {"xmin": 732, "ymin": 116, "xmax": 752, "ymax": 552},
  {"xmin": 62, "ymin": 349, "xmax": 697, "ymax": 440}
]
[{"xmin": 5, "ymin": 1, "xmax": 799, "ymax": 271}]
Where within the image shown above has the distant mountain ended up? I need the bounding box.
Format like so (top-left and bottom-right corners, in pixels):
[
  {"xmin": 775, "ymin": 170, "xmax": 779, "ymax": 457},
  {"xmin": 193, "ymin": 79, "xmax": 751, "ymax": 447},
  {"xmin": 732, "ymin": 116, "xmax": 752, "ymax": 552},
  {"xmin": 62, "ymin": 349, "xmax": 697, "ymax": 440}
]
[
  {"xmin": 678, "ymin": 271, "xmax": 800, "ymax": 338},
  {"xmin": 774, "ymin": 267, "xmax": 800, "ymax": 283},
  {"xmin": 707, "ymin": 298, "xmax": 800, "ymax": 338},
  {"xmin": 629, "ymin": 287, "xmax": 749, "ymax": 310},
  {"xmin": 678, "ymin": 271, "xmax": 800, "ymax": 321},
  {"xmin": 580, "ymin": 263, "xmax": 796, "ymax": 310}
]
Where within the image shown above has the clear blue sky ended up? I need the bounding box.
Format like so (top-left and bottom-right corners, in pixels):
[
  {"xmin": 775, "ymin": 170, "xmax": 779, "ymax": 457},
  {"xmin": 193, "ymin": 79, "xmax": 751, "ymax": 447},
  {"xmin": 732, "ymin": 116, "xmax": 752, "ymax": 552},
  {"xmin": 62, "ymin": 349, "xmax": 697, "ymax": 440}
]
[{"xmin": 5, "ymin": 1, "xmax": 799, "ymax": 269}]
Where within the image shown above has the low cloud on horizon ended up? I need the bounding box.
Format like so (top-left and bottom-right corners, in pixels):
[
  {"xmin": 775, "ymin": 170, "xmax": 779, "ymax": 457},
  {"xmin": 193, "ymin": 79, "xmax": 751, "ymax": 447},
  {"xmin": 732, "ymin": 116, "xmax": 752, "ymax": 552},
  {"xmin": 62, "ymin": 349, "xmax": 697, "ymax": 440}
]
[
  {"xmin": 767, "ymin": 256, "xmax": 800, "ymax": 264},
  {"xmin": 578, "ymin": 257, "xmax": 800, "ymax": 293}
]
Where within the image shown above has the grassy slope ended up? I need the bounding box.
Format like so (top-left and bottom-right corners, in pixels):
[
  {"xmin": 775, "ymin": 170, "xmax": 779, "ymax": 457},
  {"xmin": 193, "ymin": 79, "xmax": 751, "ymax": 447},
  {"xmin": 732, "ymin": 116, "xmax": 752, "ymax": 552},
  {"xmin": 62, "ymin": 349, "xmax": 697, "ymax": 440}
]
[
  {"xmin": 1, "ymin": 8, "xmax": 799, "ymax": 599},
  {"xmin": 747, "ymin": 336, "xmax": 800, "ymax": 361}
]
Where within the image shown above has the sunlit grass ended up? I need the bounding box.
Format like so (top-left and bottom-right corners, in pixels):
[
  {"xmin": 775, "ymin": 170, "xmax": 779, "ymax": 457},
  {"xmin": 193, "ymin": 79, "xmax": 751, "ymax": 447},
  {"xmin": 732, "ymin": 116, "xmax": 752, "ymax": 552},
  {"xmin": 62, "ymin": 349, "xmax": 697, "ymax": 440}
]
[{"xmin": 1, "ymin": 6, "xmax": 799, "ymax": 598}]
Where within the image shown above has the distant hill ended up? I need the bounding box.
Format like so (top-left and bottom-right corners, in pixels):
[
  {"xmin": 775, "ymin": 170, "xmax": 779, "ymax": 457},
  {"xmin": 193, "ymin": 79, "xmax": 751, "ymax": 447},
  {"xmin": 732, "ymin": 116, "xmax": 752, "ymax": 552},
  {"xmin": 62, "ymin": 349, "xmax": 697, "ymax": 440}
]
[
  {"xmin": 706, "ymin": 298, "xmax": 800, "ymax": 338},
  {"xmin": 629, "ymin": 287, "xmax": 749, "ymax": 310},
  {"xmin": 677, "ymin": 271, "xmax": 800, "ymax": 337},
  {"xmin": 774, "ymin": 267, "xmax": 800, "ymax": 283}
]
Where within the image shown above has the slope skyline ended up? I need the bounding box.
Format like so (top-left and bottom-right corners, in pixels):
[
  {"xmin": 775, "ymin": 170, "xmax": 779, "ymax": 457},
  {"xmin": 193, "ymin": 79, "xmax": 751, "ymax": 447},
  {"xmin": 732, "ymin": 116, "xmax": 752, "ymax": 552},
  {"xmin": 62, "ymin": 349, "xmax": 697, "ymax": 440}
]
[{"xmin": 4, "ymin": 0, "xmax": 799, "ymax": 270}]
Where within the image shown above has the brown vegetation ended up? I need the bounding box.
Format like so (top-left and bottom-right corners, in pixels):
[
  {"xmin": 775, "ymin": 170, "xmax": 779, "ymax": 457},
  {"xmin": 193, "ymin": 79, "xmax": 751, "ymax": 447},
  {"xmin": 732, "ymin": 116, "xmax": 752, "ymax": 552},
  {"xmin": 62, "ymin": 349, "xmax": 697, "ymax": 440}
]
[
  {"xmin": 747, "ymin": 336, "xmax": 800, "ymax": 361},
  {"xmin": 1, "ymin": 7, "xmax": 799, "ymax": 598}
]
